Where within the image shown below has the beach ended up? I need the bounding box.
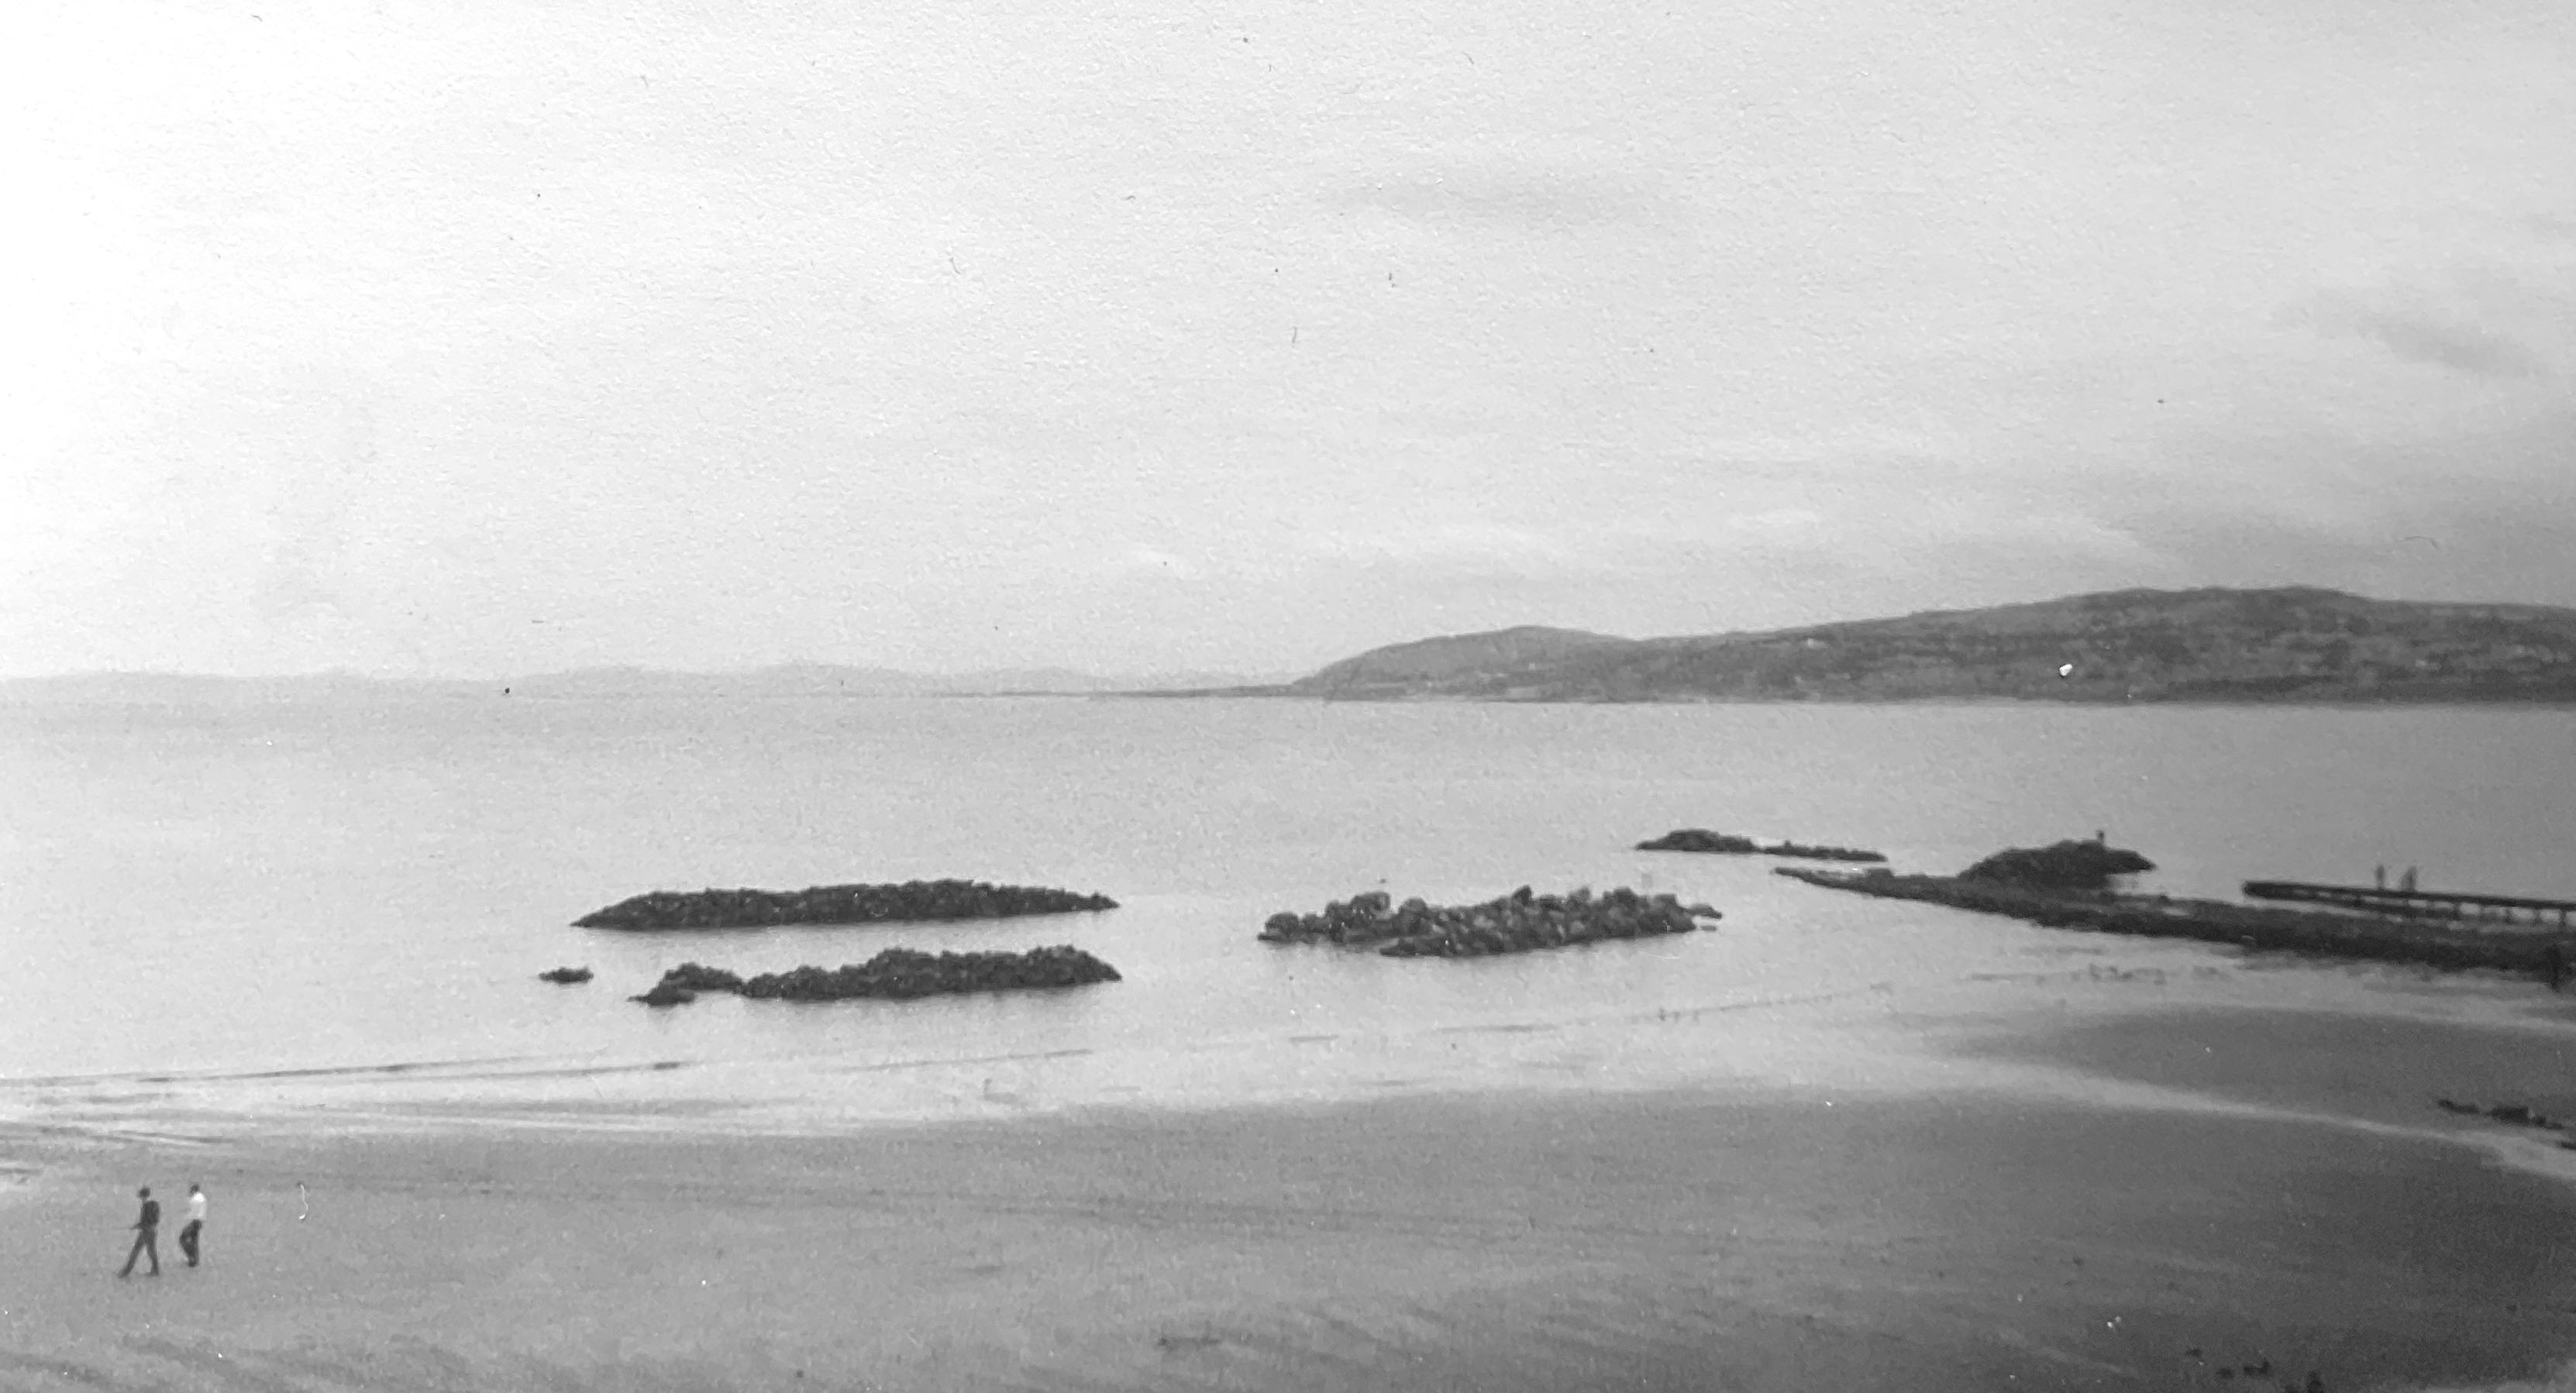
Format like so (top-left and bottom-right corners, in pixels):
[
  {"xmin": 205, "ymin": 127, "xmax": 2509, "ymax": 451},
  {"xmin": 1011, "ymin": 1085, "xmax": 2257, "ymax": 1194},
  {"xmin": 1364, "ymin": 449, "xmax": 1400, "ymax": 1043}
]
[
  {"xmin": 9, "ymin": 996, "xmax": 2576, "ymax": 1393},
  {"xmin": 9, "ymin": 696, "xmax": 2576, "ymax": 1389}
]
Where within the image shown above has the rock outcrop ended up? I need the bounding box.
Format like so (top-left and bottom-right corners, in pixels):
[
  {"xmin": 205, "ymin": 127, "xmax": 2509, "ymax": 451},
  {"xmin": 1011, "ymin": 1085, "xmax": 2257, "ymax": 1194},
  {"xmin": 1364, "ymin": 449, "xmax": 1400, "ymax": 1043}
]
[
  {"xmin": 1259, "ymin": 886, "xmax": 1719, "ymax": 958},
  {"xmin": 1637, "ymin": 829, "xmax": 1886, "ymax": 862},
  {"xmin": 537, "ymin": 966, "xmax": 594, "ymax": 985},
  {"xmin": 630, "ymin": 946, "xmax": 1120, "ymax": 1006},
  {"xmin": 576, "ymin": 880, "xmax": 1118, "ymax": 930},
  {"xmin": 1957, "ymin": 839, "xmax": 2155, "ymax": 889}
]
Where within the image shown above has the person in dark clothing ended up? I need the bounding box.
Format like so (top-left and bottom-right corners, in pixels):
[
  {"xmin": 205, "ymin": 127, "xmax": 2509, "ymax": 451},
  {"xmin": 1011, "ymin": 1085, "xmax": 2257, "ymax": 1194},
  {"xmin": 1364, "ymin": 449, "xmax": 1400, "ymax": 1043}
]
[
  {"xmin": 178, "ymin": 1184, "xmax": 206, "ymax": 1267},
  {"xmin": 118, "ymin": 1187, "xmax": 161, "ymax": 1278}
]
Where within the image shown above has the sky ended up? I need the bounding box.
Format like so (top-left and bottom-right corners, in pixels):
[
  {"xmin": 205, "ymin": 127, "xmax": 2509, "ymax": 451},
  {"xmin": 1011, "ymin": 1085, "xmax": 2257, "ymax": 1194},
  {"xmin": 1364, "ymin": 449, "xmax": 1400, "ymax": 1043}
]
[{"xmin": 4, "ymin": 0, "xmax": 2571, "ymax": 679}]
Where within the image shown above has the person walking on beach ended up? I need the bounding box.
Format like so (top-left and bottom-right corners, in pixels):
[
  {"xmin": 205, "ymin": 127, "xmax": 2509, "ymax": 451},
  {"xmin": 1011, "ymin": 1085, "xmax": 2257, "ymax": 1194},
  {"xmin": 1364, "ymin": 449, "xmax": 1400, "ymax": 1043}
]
[
  {"xmin": 178, "ymin": 1184, "xmax": 206, "ymax": 1267},
  {"xmin": 118, "ymin": 1186, "xmax": 161, "ymax": 1278}
]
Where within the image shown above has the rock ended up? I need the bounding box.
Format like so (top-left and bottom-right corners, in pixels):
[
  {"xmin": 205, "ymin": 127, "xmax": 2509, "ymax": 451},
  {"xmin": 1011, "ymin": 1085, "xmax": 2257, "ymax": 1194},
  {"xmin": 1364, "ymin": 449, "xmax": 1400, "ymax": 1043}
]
[
  {"xmin": 1257, "ymin": 886, "xmax": 1719, "ymax": 959},
  {"xmin": 1764, "ymin": 840, "xmax": 1887, "ymax": 862},
  {"xmin": 537, "ymin": 966, "xmax": 593, "ymax": 985},
  {"xmin": 1637, "ymin": 829, "xmax": 1886, "ymax": 862},
  {"xmin": 1957, "ymin": 840, "xmax": 2155, "ymax": 889},
  {"xmin": 662, "ymin": 962, "xmax": 745, "ymax": 993},
  {"xmin": 634, "ymin": 945, "xmax": 1121, "ymax": 1006},
  {"xmin": 1637, "ymin": 829, "xmax": 1761, "ymax": 854},
  {"xmin": 575, "ymin": 880, "xmax": 1121, "ymax": 931},
  {"xmin": 631, "ymin": 982, "xmax": 697, "ymax": 1007}
]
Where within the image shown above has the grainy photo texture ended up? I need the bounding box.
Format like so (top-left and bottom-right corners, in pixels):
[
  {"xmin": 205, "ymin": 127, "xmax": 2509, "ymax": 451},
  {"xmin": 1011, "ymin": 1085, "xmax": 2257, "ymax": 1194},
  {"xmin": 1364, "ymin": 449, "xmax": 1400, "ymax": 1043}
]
[{"xmin": 4, "ymin": 2, "xmax": 2573, "ymax": 1389}]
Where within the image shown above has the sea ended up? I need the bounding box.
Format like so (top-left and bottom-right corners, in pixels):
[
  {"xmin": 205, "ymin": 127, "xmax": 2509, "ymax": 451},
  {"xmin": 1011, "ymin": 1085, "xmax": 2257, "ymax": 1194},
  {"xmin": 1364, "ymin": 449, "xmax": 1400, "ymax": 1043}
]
[{"xmin": 5, "ymin": 695, "xmax": 2573, "ymax": 1132}]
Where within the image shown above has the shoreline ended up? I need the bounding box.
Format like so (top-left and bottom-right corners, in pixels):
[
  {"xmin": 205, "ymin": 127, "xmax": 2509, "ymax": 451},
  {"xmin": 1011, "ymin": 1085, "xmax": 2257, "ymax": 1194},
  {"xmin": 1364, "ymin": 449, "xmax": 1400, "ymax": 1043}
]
[{"xmin": 10, "ymin": 999, "xmax": 2576, "ymax": 1391}]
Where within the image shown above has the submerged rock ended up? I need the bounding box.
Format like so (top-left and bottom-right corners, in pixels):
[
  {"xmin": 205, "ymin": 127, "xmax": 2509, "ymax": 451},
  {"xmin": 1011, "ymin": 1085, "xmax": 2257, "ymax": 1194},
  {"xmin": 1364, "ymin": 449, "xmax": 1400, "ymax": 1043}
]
[
  {"xmin": 537, "ymin": 966, "xmax": 594, "ymax": 985},
  {"xmin": 575, "ymin": 879, "xmax": 1119, "ymax": 931},
  {"xmin": 1259, "ymin": 886, "xmax": 1719, "ymax": 958}
]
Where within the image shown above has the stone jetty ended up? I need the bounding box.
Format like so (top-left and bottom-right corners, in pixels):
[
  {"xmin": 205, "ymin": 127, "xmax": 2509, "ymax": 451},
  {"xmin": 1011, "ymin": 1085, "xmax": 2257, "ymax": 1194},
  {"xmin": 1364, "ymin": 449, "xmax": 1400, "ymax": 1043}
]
[
  {"xmin": 1636, "ymin": 829, "xmax": 1886, "ymax": 862},
  {"xmin": 576, "ymin": 880, "xmax": 1118, "ymax": 931},
  {"xmin": 1778, "ymin": 859, "xmax": 2572, "ymax": 980},
  {"xmin": 1259, "ymin": 886, "xmax": 1720, "ymax": 958},
  {"xmin": 630, "ymin": 945, "xmax": 1121, "ymax": 1006}
]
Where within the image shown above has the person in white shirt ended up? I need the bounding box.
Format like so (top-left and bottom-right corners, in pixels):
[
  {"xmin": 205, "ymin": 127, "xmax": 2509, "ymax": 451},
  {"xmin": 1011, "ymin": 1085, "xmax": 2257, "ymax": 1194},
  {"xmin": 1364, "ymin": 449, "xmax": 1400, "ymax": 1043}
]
[{"xmin": 179, "ymin": 1184, "xmax": 207, "ymax": 1267}]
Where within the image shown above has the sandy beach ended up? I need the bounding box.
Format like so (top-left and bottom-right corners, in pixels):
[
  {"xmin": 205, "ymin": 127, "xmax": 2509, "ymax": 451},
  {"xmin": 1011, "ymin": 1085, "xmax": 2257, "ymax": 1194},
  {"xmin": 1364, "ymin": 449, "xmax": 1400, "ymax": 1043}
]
[{"xmin": 9, "ymin": 993, "xmax": 2576, "ymax": 1393}]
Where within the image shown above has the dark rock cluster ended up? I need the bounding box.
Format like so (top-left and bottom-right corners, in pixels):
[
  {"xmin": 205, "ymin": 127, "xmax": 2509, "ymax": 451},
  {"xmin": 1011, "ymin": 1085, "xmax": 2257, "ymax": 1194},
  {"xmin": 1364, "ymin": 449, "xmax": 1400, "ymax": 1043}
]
[
  {"xmin": 536, "ymin": 966, "xmax": 593, "ymax": 985},
  {"xmin": 1636, "ymin": 828, "xmax": 1886, "ymax": 862},
  {"xmin": 1957, "ymin": 839, "xmax": 2155, "ymax": 889},
  {"xmin": 2434, "ymin": 1097, "xmax": 2565, "ymax": 1130},
  {"xmin": 575, "ymin": 880, "xmax": 1118, "ymax": 931},
  {"xmin": 2185, "ymin": 1352, "xmax": 2323, "ymax": 1392},
  {"xmin": 629, "ymin": 945, "xmax": 1121, "ymax": 1006},
  {"xmin": 1259, "ymin": 886, "xmax": 1720, "ymax": 958}
]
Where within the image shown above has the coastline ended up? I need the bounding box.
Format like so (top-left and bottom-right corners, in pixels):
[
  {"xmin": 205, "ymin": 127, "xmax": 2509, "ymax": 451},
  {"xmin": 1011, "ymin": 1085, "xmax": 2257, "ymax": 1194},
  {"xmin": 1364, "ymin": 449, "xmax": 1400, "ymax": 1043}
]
[{"xmin": 9, "ymin": 996, "xmax": 2576, "ymax": 1391}]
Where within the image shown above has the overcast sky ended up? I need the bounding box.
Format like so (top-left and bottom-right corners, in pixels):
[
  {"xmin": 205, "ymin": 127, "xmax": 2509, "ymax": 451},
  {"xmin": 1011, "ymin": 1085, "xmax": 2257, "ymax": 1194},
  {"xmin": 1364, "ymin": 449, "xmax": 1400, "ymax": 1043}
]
[{"xmin": 5, "ymin": 0, "xmax": 2571, "ymax": 678}]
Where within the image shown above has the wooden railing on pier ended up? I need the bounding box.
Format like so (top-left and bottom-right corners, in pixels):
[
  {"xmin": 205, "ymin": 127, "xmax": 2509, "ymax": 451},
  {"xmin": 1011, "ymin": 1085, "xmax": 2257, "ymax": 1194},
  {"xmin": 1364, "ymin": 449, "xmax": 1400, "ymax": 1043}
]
[{"xmin": 2242, "ymin": 880, "xmax": 2576, "ymax": 927}]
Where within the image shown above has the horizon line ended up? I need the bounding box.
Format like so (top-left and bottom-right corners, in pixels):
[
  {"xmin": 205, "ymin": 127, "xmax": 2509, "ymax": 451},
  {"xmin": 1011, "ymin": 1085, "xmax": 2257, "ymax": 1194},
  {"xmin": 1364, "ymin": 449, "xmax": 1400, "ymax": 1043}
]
[{"xmin": 11, "ymin": 580, "xmax": 2573, "ymax": 686}]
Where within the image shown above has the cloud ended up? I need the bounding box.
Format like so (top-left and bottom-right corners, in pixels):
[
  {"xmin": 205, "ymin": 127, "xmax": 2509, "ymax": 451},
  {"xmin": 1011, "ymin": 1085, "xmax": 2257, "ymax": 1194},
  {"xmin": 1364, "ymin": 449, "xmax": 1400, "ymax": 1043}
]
[{"xmin": 2276, "ymin": 287, "xmax": 2550, "ymax": 378}]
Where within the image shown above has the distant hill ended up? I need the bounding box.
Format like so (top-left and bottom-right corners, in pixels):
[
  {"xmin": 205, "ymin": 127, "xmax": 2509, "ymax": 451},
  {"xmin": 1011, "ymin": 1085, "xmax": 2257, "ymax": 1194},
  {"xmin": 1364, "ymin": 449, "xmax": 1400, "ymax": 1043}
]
[
  {"xmin": 1291, "ymin": 626, "xmax": 1635, "ymax": 698},
  {"xmin": 1279, "ymin": 587, "xmax": 2576, "ymax": 703}
]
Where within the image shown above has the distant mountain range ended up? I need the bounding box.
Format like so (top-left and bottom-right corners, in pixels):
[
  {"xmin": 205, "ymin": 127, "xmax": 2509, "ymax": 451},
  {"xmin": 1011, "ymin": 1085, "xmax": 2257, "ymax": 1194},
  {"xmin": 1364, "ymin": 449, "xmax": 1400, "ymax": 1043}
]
[
  {"xmin": 0, "ymin": 663, "xmax": 1273, "ymax": 703},
  {"xmin": 1273, "ymin": 586, "xmax": 2576, "ymax": 703},
  {"xmin": 17, "ymin": 586, "xmax": 2575, "ymax": 707}
]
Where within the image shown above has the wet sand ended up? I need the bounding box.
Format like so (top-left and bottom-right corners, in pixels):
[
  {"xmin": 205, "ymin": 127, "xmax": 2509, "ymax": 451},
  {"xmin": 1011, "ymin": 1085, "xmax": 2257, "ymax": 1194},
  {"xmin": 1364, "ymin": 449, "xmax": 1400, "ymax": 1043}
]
[{"xmin": 8, "ymin": 1035, "xmax": 2576, "ymax": 1393}]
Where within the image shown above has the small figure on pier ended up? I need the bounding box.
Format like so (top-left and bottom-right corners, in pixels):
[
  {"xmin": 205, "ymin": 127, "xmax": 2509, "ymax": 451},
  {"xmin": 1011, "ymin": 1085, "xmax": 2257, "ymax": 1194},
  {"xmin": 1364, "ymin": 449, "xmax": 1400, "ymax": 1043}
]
[
  {"xmin": 2375, "ymin": 864, "xmax": 2387, "ymax": 891},
  {"xmin": 2547, "ymin": 943, "xmax": 2567, "ymax": 993},
  {"xmin": 2402, "ymin": 866, "xmax": 2419, "ymax": 893},
  {"xmin": 2093, "ymin": 829, "xmax": 2106, "ymax": 844}
]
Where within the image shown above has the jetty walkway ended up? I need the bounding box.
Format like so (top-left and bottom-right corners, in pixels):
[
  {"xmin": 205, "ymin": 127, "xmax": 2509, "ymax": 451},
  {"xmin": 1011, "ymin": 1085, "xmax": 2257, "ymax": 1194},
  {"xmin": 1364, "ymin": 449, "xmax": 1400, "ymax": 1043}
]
[{"xmin": 2242, "ymin": 880, "xmax": 2576, "ymax": 927}]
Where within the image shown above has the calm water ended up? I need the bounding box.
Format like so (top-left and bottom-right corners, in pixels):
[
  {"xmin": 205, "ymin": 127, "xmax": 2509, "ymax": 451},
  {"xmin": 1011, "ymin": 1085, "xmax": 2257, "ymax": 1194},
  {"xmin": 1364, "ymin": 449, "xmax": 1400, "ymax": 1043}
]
[{"xmin": 3, "ymin": 696, "xmax": 2571, "ymax": 1125}]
